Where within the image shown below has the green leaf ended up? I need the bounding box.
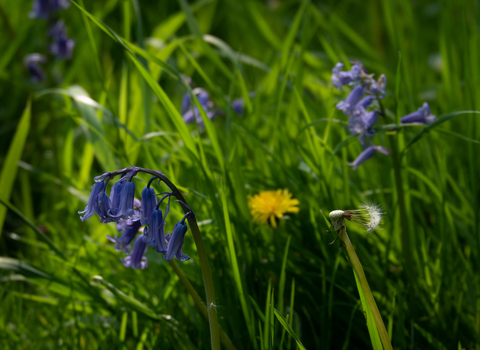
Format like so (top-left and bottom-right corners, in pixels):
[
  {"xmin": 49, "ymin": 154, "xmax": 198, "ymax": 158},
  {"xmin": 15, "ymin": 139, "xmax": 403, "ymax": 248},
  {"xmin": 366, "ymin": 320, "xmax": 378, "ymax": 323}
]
[
  {"xmin": 0, "ymin": 99, "xmax": 31, "ymax": 238},
  {"xmin": 273, "ymin": 308, "xmax": 307, "ymax": 350}
]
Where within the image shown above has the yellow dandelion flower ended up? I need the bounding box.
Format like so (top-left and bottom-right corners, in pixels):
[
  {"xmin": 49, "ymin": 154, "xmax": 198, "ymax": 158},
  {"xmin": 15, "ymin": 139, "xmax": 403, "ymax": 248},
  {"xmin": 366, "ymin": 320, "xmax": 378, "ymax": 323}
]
[{"xmin": 248, "ymin": 189, "xmax": 300, "ymax": 228}]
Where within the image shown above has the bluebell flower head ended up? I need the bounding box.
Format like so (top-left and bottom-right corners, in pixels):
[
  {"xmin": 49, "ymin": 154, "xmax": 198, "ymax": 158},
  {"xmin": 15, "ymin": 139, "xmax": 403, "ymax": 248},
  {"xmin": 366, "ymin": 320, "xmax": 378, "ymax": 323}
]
[
  {"xmin": 122, "ymin": 234, "xmax": 148, "ymax": 269},
  {"xmin": 182, "ymin": 88, "xmax": 215, "ymax": 126},
  {"xmin": 336, "ymin": 86, "xmax": 365, "ymax": 115},
  {"xmin": 94, "ymin": 191, "xmax": 112, "ymax": 223},
  {"xmin": 49, "ymin": 21, "xmax": 75, "ymax": 60},
  {"xmin": 181, "ymin": 93, "xmax": 191, "ymax": 115},
  {"xmin": 108, "ymin": 218, "xmax": 142, "ymax": 253},
  {"xmin": 108, "ymin": 181, "xmax": 123, "ymax": 218},
  {"xmin": 143, "ymin": 209, "xmax": 167, "ymax": 254},
  {"xmin": 163, "ymin": 213, "xmax": 191, "ymax": 261},
  {"xmin": 400, "ymin": 102, "xmax": 436, "ymax": 125},
  {"xmin": 140, "ymin": 186, "xmax": 157, "ymax": 225},
  {"xmin": 29, "ymin": 0, "xmax": 70, "ymax": 19},
  {"xmin": 78, "ymin": 181, "xmax": 105, "ymax": 221},
  {"xmin": 331, "ymin": 63, "xmax": 362, "ymax": 90},
  {"xmin": 23, "ymin": 54, "xmax": 46, "ymax": 83},
  {"xmin": 348, "ymin": 145, "xmax": 391, "ymax": 170}
]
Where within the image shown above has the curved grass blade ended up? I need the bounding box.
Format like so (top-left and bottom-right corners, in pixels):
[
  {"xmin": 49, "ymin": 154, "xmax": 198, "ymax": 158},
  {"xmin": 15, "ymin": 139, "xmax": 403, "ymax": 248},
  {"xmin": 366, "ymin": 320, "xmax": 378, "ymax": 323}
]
[{"xmin": 273, "ymin": 308, "xmax": 306, "ymax": 350}]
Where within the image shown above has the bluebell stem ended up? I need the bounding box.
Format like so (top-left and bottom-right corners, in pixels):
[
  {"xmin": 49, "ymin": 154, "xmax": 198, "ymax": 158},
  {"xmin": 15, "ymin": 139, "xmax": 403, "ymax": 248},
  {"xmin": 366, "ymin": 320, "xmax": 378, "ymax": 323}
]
[
  {"xmin": 348, "ymin": 145, "xmax": 391, "ymax": 170},
  {"xmin": 78, "ymin": 181, "xmax": 105, "ymax": 221},
  {"xmin": 140, "ymin": 181, "xmax": 157, "ymax": 225},
  {"xmin": 336, "ymin": 86, "xmax": 365, "ymax": 115},
  {"xmin": 23, "ymin": 54, "xmax": 46, "ymax": 83},
  {"xmin": 143, "ymin": 209, "xmax": 168, "ymax": 254},
  {"xmin": 400, "ymin": 102, "xmax": 436, "ymax": 125},
  {"xmin": 29, "ymin": 0, "xmax": 70, "ymax": 19},
  {"xmin": 164, "ymin": 212, "xmax": 191, "ymax": 262},
  {"xmin": 122, "ymin": 234, "xmax": 148, "ymax": 269},
  {"xmin": 331, "ymin": 63, "xmax": 362, "ymax": 90},
  {"xmin": 49, "ymin": 20, "xmax": 75, "ymax": 60},
  {"xmin": 108, "ymin": 218, "xmax": 142, "ymax": 253}
]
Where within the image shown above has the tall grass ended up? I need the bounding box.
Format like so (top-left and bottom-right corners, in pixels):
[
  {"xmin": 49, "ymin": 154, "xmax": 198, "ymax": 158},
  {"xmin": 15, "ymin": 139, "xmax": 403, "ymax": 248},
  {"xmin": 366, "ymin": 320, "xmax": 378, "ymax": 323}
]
[{"xmin": 0, "ymin": 0, "xmax": 479, "ymax": 349}]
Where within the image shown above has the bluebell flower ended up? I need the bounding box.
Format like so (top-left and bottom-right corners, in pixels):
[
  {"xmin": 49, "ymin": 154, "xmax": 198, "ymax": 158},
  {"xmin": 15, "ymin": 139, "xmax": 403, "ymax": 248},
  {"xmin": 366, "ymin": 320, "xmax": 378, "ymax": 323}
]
[
  {"xmin": 122, "ymin": 234, "xmax": 148, "ymax": 269},
  {"xmin": 108, "ymin": 218, "xmax": 142, "ymax": 253},
  {"xmin": 231, "ymin": 97, "xmax": 245, "ymax": 115},
  {"xmin": 163, "ymin": 214, "xmax": 191, "ymax": 261},
  {"xmin": 108, "ymin": 181, "xmax": 123, "ymax": 218},
  {"xmin": 348, "ymin": 110, "xmax": 379, "ymax": 147},
  {"xmin": 182, "ymin": 89, "xmax": 215, "ymax": 126},
  {"xmin": 357, "ymin": 95, "xmax": 373, "ymax": 110},
  {"xmin": 78, "ymin": 181, "xmax": 105, "ymax": 221},
  {"xmin": 29, "ymin": 0, "xmax": 70, "ymax": 19},
  {"xmin": 400, "ymin": 102, "xmax": 436, "ymax": 125},
  {"xmin": 112, "ymin": 181, "xmax": 139, "ymax": 220},
  {"xmin": 348, "ymin": 145, "xmax": 390, "ymax": 170},
  {"xmin": 181, "ymin": 93, "xmax": 191, "ymax": 115},
  {"xmin": 336, "ymin": 86, "xmax": 365, "ymax": 115},
  {"xmin": 140, "ymin": 186, "xmax": 157, "ymax": 225},
  {"xmin": 143, "ymin": 209, "xmax": 167, "ymax": 254},
  {"xmin": 49, "ymin": 21, "xmax": 75, "ymax": 60},
  {"xmin": 331, "ymin": 63, "xmax": 362, "ymax": 90},
  {"xmin": 23, "ymin": 54, "xmax": 46, "ymax": 83},
  {"xmin": 94, "ymin": 191, "xmax": 111, "ymax": 223},
  {"xmin": 368, "ymin": 74, "xmax": 387, "ymax": 98}
]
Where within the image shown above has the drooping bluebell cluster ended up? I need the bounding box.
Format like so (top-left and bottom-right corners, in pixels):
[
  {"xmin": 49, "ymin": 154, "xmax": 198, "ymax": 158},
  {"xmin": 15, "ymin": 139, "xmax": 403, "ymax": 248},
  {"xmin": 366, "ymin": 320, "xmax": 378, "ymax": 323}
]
[
  {"xmin": 79, "ymin": 168, "xmax": 194, "ymax": 269},
  {"xmin": 24, "ymin": 0, "xmax": 74, "ymax": 83},
  {"xmin": 181, "ymin": 86, "xmax": 252, "ymax": 126},
  {"xmin": 332, "ymin": 62, "xmax": 389, "ymax": 169}
]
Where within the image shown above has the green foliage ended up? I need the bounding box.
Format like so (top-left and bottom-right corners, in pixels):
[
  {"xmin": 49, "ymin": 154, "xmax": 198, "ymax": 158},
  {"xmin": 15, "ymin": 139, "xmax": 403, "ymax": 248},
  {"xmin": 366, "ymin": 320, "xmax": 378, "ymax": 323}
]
[{"xmin": 0, "ymin": 0, "xmax": 479, "ymax": 349}]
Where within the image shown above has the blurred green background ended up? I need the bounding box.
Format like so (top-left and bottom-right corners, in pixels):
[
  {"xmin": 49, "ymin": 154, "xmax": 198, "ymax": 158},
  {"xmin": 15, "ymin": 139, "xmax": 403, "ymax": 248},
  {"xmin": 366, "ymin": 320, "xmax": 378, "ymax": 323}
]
[{"xmin": 0, "ymin": 0, "xmax": 479, "ymax": 349}]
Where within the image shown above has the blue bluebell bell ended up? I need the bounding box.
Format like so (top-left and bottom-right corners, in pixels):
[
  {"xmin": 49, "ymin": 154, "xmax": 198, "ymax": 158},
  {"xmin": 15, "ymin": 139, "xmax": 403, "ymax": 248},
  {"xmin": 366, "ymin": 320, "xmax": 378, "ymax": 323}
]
[
  {"xmin": 181, "ymin": 93, "xmax": 191, "ymax": 115},
  {"xmin": 348, "ymin": 145, "xmax": 390, "ymax": 170},
  {"xmin": 78, "ymin": 181, "xmax": 105, "ymax": 221},
  {"xmin": 348, "ymin": 110, "xmax": 379, "ymax": 147},
  {"xmin": 331, "ymin": 63, "xmax": 362, "ymax": 90},
  {"xmin": 49, "ymin": 21, "xmax": 75, "ymax": 60},
  {"xmin": 368, "ymin": 74, "xmax": 387, "ymax": 98},
  {"xmin": 357, "ymin": 96, "xmax": 373, "ymax": 110},
  {"xmin": 122, "ymin": 234, "xmax": 148, "ymax": 269},
  {"xmin": 23, "ymin": 54, "xmax": 46, "ymax": 83},
  {"xmin": 232, "ymin": 97, "xmax": 245, "ymax": 115},
  {"xmin": 143, "ymin": 209, "xmax": 168, "ymax": 254},
  {"xmin": 163, "ymin": 213, "xmax": 191, "ymax": 261},
  {"xmin": 140, "ymin": 186, "xmax": 157, "ymax": 225},
  {"xmin": 94, "ymin": 191, "xmax": 111, "ymax": 223},
  {"xmin": 108, "ymin": 181, "xmax": 123, "ymax": 218},
  {"xmin": 29, "ymin": 0, "xmax": 70, "ymax": 19},
  {"xmin": 112, "ymin": 181, "xmax": 138, "ymax": 220},
  {"xmin": 108, "ymin": 218, "xmax": 142, "ymax": 253},
  {"xmin": 336, "ymin": 86, "xmax": 365, "ymax": 115},
  {"xmin": 400, "ymin": 102, "xmax": 436, "ymax": 125}
]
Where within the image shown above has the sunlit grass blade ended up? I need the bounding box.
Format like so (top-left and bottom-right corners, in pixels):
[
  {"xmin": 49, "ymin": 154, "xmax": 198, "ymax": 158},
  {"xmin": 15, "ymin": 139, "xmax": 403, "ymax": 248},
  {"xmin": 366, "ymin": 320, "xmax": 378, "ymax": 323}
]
[{"xmin": 273, "ymin": 308, "xmax": 306, "ymax": 350}]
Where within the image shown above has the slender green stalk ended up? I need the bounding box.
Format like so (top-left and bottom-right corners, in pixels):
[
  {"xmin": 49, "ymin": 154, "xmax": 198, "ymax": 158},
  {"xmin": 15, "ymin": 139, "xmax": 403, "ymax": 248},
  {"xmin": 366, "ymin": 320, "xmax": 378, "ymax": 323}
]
[
  {"xmin": 168, "ymin": 260, "xmax": 237, "ymax": 350},
  {"xmin": 338, "ymin": 226, "xmax": 393, "ymax": 350},
  {"xmin": 108, "ymin": 167, "xmax": 221, "ymax": 350}
]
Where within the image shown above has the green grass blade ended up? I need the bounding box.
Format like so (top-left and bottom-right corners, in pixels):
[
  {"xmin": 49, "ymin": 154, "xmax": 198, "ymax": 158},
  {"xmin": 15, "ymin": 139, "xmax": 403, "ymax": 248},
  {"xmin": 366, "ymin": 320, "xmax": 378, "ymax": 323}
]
[{"xmin": 273, "ymin": 308, "xmax": 306, "ymax": 350}]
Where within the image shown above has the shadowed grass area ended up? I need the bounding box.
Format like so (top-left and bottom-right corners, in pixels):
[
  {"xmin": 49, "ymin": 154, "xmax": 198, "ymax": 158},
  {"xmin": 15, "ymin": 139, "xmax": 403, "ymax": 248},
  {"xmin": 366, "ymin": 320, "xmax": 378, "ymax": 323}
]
[{"xmin": 0, "ymin": 0, "xmax": 479, "ymax": 349}]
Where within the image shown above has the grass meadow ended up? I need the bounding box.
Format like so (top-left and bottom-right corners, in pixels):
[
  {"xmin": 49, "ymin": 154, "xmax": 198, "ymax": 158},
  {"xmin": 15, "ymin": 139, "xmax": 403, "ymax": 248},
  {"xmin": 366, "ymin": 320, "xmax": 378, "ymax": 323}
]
[{"xmin": 0, "ymin": 0, "xmax": 479, "ymax": 349}]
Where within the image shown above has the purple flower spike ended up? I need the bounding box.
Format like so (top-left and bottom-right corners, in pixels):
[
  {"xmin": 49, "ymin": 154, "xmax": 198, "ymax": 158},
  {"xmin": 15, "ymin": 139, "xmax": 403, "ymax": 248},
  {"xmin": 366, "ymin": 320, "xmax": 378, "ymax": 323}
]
[
  {"xmin": 400, "ymin": 102, "xmax": 436, "ymax": 125},
  {"xmin": 140, "ymin": 186, "xmax": 157, "ymax": 225},
  {"xmin": 348, "ymin": 145, "xmax": 390, "ymax": 170},
  {"xmin": 331, "ymin": 63, "xmax": 362, "ymax": 89},
  {"xmin": 29, "ymin": 0, "xmax": 70, "ymax": 19},
  {"xmin": 336, "ymin": 86, "xmax": 365, "ymax": 115},
  {"xmin": 163, "ymin": 214, "xmax": 190, "ymax": 261},
  {"xmin": 143, "ymin": 209, "xmax": 167, "ymax": 254},
  {"xmin": 108, "ymin": 219, "xmax": 142, "ymax": 253},
  {"xmin": 23, "ymin": 54, "xmax": 46, "ymax": 83},
  {"xmin": 49, "ymin": 21, "xmax": 75, "ymax": 60},
  {"xmin": 78, "ymin": 181, "xmax": 105, "ymax": 221},
  {"xmin": 122, "ymin": 235, "xmax": 148, "ymax": 269},
  {"xmin": 94, "ymin": 192, "xmax": 112, "ymax": 223}
]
